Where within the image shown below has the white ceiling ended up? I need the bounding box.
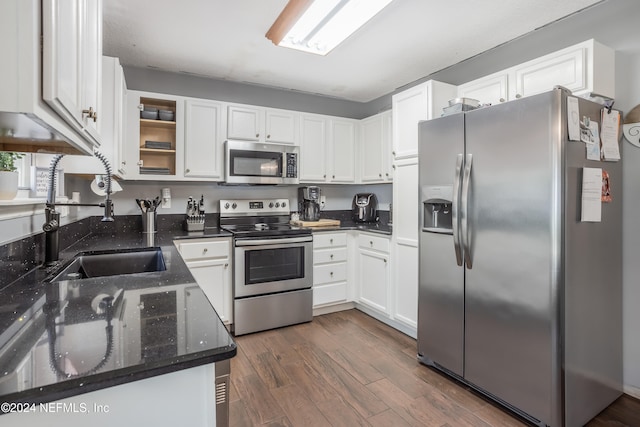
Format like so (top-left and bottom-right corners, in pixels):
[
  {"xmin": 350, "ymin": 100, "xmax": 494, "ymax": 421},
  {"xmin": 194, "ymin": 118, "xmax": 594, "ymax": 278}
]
[{"xmin": 102, "ymin": 0, "xmax": 602, "ymax": 103}]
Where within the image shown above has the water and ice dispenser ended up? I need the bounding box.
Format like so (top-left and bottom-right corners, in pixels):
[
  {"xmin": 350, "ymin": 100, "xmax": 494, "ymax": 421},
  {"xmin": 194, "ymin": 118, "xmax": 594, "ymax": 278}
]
[{"xmin": 422, "ymin": 185, "xmax": 453, "ymax": 233}]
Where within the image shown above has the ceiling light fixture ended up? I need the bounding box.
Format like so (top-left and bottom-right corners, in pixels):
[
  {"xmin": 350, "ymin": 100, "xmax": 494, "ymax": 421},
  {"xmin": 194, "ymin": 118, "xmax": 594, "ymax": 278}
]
[{"xmin": 266, "ymin": 0, "xmax": 394, "ymax": 56}]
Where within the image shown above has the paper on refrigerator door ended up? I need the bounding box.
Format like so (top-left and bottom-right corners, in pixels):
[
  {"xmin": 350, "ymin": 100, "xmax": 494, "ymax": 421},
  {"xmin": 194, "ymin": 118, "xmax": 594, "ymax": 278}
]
[
  {"xmin": 584, "ymin": 121, "xmax": 601, "ymax": 161},
  {"xmin": 600, "ymin": 109, "xmax": 621, "ymax": 161},
  {"xmin": 568, "ymin": 96, "xmax": 581, "ymax": 141},
  {"xmin": 581, "ymin": 167, "xmax": 602, "ymax": 222}
]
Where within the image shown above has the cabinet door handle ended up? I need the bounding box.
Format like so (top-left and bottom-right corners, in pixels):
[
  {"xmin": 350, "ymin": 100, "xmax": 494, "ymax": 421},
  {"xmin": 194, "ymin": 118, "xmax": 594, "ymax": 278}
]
[
  {"xmin": 515, "ymin": 94, "xmax": 522, "ymax": 99},
  {"xmin": 185, "ymin": 168, "xmax": 190, "ymax": 173},
  {"xmin": 82, "ymin": 107, "xmax": 98, "ymax": 122},
  {"xmin": 267, "ymin": 134, "xmax": 271, "ymax": 139},
  {"xmin": 384, "ymin": 259, "xmax": 387, "ymax": 264},
  {"xmin": 370, "ymin": 241, "xmax": 373, "ymax": 246},
  {"xmin": 392, "ymin": 151, "xmax": 396, "ymax": 156},
  {"xmin": 330, "ymin": 254, "xmax": 334, "ymax": 259},
  {"xmin": 323, "ymin": 174, "xmax": 326, "ymax": 178},
  {"xmin": 392, "ymin": 165, "xmax": 396, "ymax": 169},
  {"xmin": 224, "ymin": 263, "xmax": 228, "ymax": 268},
  {"xmin": 203, "ymin": 248, "xmax": 208, "ymax": 253},
  {"xmin": 256, "ymin": 133, "xmax": 260, "ymax": 138},
  {"xmin": 379, "ymin": 173, "xmax": 382, "ymax": 177},
  {"xmin": 499, "ymin": 98, "xmax": 505, "ymax": 103},
  {"xmin": 330, "ymin": 238, "xmax": 333, "ymax": 243},
  {"xmin": 385, "ymin": 173, "xmax": 389, "ymax": 177},
  {"xmin": 330, "ymin": 271, "xmax": 334, "ymax": 276},
  {"xmin": 332, "ymin": 175, "xmax": 335, "ymax": 179}
]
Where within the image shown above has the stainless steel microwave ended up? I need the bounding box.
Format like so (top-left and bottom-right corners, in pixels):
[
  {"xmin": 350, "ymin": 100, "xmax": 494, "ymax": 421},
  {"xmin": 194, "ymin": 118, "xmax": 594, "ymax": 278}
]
[{"xmin": 224, "ymin": 140, "xmax": 299, "ymax": 185}]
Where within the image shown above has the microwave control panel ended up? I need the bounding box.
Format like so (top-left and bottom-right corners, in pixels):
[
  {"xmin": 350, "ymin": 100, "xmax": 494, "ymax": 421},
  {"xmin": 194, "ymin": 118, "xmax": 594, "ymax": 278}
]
[{"xmin": 286, "ymin": 153, "xmax": 297, "ymax": 178}]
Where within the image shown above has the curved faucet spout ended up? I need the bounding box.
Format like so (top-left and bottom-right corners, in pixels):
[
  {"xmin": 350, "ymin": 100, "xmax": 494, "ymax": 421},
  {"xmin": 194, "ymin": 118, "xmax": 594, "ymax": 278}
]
[{"xmin": 43, "ymin": 150, "xmax": 115, "ymax": 264}]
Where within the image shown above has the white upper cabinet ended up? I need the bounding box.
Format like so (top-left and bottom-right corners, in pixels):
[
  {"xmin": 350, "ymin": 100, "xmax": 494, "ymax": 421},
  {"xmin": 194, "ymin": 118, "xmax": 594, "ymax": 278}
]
[
  {"xmin": 360, "ymin": 110, "xmax": 392, "ymax": 183},
  {"xmin": 42, "ymin": 0, "xmax": 102, "ymax": 145},
  {"xmin": 457, "ymin": 39, "xmax": 615, "ymax": 105},
  {"xmin": 458, "ymin": 72, "xmax": 509, "ymax": 106},
  {"xmin": 56, "ymin": 56, "xmax": 126, "ymax": 176},
  {"xmin": 265, "ymin": 109, "xmax": 298, "ymax": 144},
  {"xmin": 300, "ymin": 114, "xmax": 327, "ymax": 182},
  {"xmin": 392, "ymin": 80, "xmax": 457, "ymax": 159},
  {"xmin": 328, "ymin": 118, "xmax": 356, "ymax": 183},
  {"xmin": 300, "ymin": 114, "xmax": 357, "ymax": 184},
  {"xmin": 227, "ymin": 105, "xmax": 298, "ymax": 144},
  {"xmin": 184, "ymin": 99, "xmax": 225, "ymax": 180}
]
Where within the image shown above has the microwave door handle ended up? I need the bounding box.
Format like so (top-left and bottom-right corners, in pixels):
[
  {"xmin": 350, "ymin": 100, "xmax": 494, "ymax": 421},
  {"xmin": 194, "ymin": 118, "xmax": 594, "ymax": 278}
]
[{"xmin": 452, "ymin": 154, "xmax": 464, "ymax": 266}]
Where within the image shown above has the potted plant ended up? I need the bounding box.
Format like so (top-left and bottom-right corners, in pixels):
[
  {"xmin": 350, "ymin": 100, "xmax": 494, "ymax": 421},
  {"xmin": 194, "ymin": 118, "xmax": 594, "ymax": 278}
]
[{"xmin": 0, "ymin": 152, "xmax": 24, "ymax": 200}]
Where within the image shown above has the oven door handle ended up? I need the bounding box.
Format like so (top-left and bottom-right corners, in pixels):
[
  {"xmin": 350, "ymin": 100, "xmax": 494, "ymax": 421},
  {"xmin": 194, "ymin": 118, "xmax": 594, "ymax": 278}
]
[{"xmin": 235, "ymin": 236, "xmax": 313, "ymax": 246}]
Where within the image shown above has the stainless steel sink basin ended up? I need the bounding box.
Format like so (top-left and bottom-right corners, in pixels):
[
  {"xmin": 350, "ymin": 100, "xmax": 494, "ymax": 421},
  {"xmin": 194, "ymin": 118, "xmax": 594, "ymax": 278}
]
[{"xmin": 49, "ymin": 247, "xmax": 166, "ymax": 281}]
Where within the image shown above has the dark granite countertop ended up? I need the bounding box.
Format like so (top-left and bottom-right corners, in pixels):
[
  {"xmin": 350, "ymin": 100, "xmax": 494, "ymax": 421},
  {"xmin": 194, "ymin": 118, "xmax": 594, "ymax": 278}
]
[
  {"xmin": 0, "ymin": 219, "xmax": 235, "ymax": 407},
  {"xmin": 304, "ymin": 211, "xmax": 393, "ymax": 235}
]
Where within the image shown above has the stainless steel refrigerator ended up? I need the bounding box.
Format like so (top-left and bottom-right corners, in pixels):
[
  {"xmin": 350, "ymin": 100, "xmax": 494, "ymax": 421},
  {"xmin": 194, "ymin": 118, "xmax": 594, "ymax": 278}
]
[{"xmin": 417, "ymin": 88, "xmax": 622, "ymax": 427}]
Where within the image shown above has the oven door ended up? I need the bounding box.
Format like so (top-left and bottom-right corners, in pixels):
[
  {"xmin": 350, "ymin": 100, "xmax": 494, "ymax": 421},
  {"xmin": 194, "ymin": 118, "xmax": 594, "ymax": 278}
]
[{"xmin": 234, "ymin": 236, "xmax": 312, "ymax": 298}]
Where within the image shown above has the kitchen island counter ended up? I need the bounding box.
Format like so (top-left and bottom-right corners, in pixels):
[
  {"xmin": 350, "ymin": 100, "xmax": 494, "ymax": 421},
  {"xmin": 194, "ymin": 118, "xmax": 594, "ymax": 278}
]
[{"xmin": 0, "ymin": 223, "xmax": 236, "ymax": 410}]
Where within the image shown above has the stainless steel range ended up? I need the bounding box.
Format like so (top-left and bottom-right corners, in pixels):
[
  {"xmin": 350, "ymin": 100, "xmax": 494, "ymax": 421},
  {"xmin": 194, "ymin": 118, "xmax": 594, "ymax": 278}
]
[{"xmin": 219, "ymin": 199, "xmax": 313, "ymax": 336}]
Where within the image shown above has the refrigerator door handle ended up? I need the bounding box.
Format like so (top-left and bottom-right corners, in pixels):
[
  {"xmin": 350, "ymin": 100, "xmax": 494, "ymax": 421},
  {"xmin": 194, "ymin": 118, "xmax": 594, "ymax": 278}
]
[
  {"xmin": 452, "ymin": 154, "xmax": 464, "ymax": 266},
  {"xmin": 461, "ymin": 153, "xmax": 473, "ymax": 269}
]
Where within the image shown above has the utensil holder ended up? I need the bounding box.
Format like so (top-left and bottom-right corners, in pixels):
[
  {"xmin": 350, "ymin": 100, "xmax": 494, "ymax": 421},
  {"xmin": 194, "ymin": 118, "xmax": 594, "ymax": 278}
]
[{"xmin": 142, "ymin": 211, "xmax": 157, "ymax": 233}]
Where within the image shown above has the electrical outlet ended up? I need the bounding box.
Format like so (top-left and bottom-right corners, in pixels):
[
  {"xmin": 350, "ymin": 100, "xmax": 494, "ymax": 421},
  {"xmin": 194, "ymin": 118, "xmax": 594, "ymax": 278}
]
[{"xmin": 161, "ymin": 188, "xmax": 171, "ymax": 208}]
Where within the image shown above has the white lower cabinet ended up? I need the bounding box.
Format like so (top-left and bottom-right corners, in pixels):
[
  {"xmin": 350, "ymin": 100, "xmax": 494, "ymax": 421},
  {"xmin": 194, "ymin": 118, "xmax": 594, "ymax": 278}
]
[
  {"xmin": 356, "ymin": 233, "xmax": 391, "ymax": 315},
  {"xmin": 392, "ymin": 243, "xmax": 418, "ymax": 330},
  {"xmin": 174, "ymin": 237, "xmax": 232, "ymax": 324},
  {"xmin": 313, "ymin": 232, "xmax": 349, "ymax": 308}
]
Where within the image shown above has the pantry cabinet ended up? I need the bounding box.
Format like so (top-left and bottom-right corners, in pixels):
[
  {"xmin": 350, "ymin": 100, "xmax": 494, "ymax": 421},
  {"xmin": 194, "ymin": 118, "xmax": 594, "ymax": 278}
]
[
  {"xmin": 227, "ymin": 104, "xmax": 298, "ymax": 144},
  {"xmin": 174, "ymin": 238, "xmax": 232, "ymax": 325},
  {"xmin": 392, "ymin": 80, "xmax": 457, "ymax": 159},
  {"xmin": 42, "ymin": 0, "xmax": 102, "ymax": 145}
]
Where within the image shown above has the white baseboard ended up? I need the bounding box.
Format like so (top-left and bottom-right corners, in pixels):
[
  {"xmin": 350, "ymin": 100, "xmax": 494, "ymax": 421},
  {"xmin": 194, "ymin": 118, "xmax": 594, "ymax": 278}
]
[
  {"xmin": 354, "ymin": 303, "xmax": 417, "ymax": 339},
  {"xmin": 624, "ymin": 384, "xmax": 640, "ymax": 399},
  {"xmin": 313, "ymin": 302, "xmax": 355, "ymax": 316}
]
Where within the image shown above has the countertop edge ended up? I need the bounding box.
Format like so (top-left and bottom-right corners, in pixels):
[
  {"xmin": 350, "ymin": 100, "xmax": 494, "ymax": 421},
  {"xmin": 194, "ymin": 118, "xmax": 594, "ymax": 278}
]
[{"xmin": 0, "ymin": 344, "xmax": 237, "ymax": 407}]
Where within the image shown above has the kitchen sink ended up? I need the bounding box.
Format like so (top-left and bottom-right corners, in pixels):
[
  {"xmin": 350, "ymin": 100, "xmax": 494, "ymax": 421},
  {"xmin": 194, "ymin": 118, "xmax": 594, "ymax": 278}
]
[{"xmin": 48, "ymin": 247, "xmax": 166, "ymax": 281}]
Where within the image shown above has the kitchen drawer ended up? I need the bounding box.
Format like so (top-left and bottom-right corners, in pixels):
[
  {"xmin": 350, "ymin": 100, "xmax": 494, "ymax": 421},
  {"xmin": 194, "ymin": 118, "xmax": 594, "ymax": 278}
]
[
  {"xmin": 314, "ymin": 232, "xmax": 347, "ymax": 249},
  {"xmin": 313, "ymin": 282, "xmax": 348, "ymax": 307},
  {"xmin": 358, "ymin": 234, "xmax": 390, "ymax": 253},
  {"xmin": 175, "ymin": 238, "xmax": 231, "ymax": 260},
  {"xmin": 314, "ymin": 247, "xmax": 347, "ymax": 264},
  {"xmin": 314, "ymin": 262, "xmax": 347, "ymax": 285}
]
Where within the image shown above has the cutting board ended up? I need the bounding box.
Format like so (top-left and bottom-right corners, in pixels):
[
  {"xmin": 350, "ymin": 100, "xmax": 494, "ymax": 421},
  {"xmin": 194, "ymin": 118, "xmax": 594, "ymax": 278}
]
[{"xmin": 290, "ymin": 219, "xmax": 341, "ymax": 227}]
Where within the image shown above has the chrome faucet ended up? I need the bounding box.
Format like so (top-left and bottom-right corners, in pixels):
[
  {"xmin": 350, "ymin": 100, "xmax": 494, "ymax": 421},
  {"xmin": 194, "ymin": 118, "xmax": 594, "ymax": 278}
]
[{"xmin": 43, "ymin": 150, "xmax": 115, "ymax": 265}]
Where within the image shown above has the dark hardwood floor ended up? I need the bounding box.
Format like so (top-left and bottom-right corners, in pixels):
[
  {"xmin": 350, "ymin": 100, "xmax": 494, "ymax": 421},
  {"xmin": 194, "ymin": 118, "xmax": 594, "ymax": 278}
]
[{"xmin": 229, "ymin": 309, "xmax": 640, "ymax": 426}]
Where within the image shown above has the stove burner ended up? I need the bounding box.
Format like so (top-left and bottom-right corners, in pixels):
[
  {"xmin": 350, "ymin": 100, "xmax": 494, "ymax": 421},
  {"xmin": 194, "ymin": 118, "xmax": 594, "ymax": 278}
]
[{"xmin": 254, "ymin": 223, "xmax": 269, "ymax": 230}]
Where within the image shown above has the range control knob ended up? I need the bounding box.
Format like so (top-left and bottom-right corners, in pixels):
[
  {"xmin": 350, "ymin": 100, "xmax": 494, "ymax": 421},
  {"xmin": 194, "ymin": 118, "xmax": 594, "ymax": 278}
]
[
  {"xmin": 275, "ymin": 202, "xmax": 280, "ymax": 208},
  {"xmin": 231, "ymin": 203, "xmax": 237, "ymax": 209},
  {"xmin": 269, "ymin": 202, "xmax": 274, "ymax": 208},
  {"xmin": 282, "ymin": 202, "xmax": 286, "ymax": 208},
  {"xmin": 224, "ymin": 203, "xmax": 230, "ymax": 209}
]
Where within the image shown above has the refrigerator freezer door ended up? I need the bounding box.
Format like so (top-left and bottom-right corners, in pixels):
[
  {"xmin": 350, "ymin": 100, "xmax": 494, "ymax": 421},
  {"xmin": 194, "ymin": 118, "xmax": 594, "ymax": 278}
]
[
  {"xmin": 463, "ymin": 91, "xmax": 561, "ymax": 425},
  {"xmin": 417, "ymin": 114, "xmax": 466, "ymax": 376}
]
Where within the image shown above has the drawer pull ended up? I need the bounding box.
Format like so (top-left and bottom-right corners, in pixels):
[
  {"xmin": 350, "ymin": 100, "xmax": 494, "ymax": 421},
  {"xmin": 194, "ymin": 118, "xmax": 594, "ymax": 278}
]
[
  {"xmin": 224, "ymin": 263, "xmax": 228, "ymax": 268},
  {"xmin": 370, "ymin": 241, "xmax": 373, "ymax": 246},
  {"xmin": 330, "ymin": 271, "xmax": 333, "ymax": 276},
  {"xmin": 203, "ymin": 248, "xmax": 208, "ymax": 253},
  {"xmin": 330, "ymin": 238, "xmax": 333, "ymax": 244},
  {"xmin": 330, "ymin": 254, "xmax": 334, "ymax": 259}
]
